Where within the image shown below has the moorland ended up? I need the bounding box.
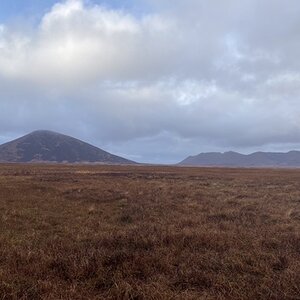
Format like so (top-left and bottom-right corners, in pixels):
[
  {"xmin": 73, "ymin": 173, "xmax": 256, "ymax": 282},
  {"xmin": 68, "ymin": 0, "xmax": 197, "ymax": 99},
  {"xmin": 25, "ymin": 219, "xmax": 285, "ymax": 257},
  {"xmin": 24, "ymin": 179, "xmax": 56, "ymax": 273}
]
[{"xmin": 0, "ymin": 164, "xmax": 300, "ymax": 299}]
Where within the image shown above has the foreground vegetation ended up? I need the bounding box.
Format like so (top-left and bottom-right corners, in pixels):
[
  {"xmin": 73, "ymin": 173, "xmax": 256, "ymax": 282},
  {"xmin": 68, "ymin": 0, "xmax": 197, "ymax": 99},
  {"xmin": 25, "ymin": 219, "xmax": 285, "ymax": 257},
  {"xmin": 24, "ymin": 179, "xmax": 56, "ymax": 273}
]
[{"xmin": 0, "ymin": 164, "xmax": 300, "ymax": 299}]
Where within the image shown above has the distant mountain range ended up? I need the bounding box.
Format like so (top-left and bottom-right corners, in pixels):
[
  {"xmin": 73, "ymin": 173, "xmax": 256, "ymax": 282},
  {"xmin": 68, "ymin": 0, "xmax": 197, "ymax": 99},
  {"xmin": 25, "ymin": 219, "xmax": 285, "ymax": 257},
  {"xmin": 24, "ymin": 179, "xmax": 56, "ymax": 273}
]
[
  {"xmin": 0, "ymin": 130, "xmax": 135, "ymax": 164},
  {"xmin": 1, "ymin": 130, "xmax": 300, "ymax": 167},
  {"xmin": 179, "ymin": 151, "xmax": 300, "ymax": 167}
]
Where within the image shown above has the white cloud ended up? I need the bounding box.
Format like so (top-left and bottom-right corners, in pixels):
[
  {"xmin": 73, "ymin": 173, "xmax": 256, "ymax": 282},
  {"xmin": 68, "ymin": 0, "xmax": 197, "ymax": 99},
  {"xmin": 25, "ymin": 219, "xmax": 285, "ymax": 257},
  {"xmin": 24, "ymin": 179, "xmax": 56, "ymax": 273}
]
[{"xmin": 0, "ymin": 0, "xmax": 177, "ymax": 87}]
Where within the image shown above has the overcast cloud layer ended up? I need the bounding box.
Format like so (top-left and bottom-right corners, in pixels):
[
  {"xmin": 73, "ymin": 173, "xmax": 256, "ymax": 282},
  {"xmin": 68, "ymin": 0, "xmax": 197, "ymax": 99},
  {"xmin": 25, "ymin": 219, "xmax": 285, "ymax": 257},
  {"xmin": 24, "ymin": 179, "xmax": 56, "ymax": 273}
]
[{"xmin": 1, "ymin": 0, "xmax": 300, "ymax": 163}]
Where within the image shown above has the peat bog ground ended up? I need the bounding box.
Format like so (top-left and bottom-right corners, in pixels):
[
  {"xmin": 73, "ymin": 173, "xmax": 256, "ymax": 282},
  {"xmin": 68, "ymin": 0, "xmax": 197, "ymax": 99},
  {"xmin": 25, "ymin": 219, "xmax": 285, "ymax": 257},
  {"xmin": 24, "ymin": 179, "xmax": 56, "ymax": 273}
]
[{"xmin": 0, "ymin": 164, "xmax": 300, "ymax": 299}]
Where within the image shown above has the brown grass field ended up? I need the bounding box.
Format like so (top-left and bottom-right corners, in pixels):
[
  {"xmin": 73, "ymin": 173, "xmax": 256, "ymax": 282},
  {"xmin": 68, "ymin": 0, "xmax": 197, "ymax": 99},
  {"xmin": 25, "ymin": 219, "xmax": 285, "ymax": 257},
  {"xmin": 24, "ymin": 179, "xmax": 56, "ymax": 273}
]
[{"xmin": 0, "ymin": 164, "xmax": 300, "ymax": 299}]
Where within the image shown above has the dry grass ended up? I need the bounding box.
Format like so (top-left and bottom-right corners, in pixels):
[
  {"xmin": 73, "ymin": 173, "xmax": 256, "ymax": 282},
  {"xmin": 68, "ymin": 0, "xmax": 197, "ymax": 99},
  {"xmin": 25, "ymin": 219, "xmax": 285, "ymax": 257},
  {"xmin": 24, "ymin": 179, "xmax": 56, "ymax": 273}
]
[{"xmin": 0, "ymin": 164, "xmax": 300, "ymax": 299}]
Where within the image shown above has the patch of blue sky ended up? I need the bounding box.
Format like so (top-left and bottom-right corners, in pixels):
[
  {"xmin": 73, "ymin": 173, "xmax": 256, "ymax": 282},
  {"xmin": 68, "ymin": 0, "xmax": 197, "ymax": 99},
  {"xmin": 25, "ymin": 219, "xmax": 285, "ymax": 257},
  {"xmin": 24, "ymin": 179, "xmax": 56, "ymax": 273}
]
[{"xmin": 0, "ymin": 0, "xmax": 151, "ymax": 23}]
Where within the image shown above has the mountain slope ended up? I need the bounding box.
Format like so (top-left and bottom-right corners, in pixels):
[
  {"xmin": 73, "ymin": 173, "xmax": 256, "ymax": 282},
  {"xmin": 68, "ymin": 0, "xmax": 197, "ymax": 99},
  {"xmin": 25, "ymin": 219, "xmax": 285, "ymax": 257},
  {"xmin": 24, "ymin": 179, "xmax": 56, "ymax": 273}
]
[
  {"xmin": 179, "ymin": 151, "xmax": 300, "ymax": 167},
  {"xmin": 0, "ymin": 130, "xmax": 135, "ymax": 164}
]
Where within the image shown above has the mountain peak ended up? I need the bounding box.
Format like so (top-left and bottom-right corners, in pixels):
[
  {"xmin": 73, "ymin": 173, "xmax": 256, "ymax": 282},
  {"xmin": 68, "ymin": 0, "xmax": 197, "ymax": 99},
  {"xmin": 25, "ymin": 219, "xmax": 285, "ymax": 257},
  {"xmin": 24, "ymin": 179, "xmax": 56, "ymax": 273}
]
[
  {"xmin": 0, "ymin": 130, "xmax": 135, "ymax": 164},
  {"xmin": 29, "ymin": 130, "xmax": 60, "ymax": 135}
]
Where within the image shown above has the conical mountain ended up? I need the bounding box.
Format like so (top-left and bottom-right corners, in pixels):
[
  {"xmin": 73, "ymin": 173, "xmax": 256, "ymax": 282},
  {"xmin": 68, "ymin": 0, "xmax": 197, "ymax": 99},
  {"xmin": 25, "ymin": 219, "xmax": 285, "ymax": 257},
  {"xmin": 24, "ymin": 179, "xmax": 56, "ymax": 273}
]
[{"xmin": 0, "ymin": 130, "xmax": 135, "ymax": 164}]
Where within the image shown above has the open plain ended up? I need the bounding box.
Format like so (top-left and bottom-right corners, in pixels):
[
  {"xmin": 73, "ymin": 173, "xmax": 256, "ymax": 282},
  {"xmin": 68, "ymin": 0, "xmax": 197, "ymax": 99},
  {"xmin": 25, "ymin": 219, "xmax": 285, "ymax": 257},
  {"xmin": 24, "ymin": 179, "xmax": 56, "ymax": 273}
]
[{"xmin": 0, "ymin": 164, "xmax": 300, "ymax": 299}]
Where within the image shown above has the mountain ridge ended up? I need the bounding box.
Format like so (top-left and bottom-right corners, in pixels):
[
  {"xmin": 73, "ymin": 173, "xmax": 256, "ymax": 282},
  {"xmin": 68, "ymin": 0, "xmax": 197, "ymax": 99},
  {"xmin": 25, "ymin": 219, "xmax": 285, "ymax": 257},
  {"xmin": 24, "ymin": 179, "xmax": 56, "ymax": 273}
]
[
  {"xmin": 179, "ymin": 150, "xmax": 300, "ymax": 167},
  {"xmin": 0, "ymin": 130, "xmax": 135, "ymax": 164}
]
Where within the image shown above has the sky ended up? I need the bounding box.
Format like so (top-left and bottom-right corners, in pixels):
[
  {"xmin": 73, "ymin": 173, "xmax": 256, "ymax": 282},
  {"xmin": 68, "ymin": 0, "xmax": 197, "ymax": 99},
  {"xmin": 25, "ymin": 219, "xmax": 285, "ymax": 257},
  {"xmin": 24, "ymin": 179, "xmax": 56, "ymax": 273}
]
[{"xmin": 1, "ymin": 0, "xmax": 300, "ymax": 163}]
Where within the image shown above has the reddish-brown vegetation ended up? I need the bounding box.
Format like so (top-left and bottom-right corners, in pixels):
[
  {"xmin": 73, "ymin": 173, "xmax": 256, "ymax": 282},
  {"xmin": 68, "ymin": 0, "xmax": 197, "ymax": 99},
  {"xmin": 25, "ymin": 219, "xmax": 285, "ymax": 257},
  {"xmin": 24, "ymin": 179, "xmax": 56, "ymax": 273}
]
[{"xmin": 0, "ymin": 164, "xmax": 300, "ymax": 299}]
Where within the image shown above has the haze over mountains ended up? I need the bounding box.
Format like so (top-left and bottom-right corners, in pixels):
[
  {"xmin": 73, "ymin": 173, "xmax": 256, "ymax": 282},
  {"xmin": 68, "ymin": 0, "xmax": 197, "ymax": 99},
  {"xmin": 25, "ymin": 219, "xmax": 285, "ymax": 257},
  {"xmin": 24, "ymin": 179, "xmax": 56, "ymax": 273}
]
[
  {"xmin": 0, "ymin": 130, "xmax": 134, "ymax": 164},
  {"xmin": 179, "ymin": 151, "xmax": 300, "ymax": 167}
]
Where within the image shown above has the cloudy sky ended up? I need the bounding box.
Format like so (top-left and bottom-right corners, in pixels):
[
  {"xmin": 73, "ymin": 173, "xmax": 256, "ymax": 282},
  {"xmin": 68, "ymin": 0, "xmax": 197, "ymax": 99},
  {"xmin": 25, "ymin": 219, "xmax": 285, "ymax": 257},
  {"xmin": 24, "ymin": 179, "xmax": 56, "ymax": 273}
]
[{"xmin": 1, "ymin": 0, "xmax": 300, "ymax": 163}]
